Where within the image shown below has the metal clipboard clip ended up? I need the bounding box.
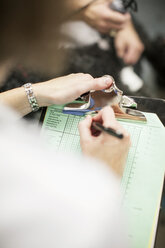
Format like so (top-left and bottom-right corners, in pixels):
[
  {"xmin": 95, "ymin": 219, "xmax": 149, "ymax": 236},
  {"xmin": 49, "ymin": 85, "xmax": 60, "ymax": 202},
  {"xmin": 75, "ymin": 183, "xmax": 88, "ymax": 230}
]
[{"xmin": 64, "ymin": 77, "xmax": 147, "ymax": 122}]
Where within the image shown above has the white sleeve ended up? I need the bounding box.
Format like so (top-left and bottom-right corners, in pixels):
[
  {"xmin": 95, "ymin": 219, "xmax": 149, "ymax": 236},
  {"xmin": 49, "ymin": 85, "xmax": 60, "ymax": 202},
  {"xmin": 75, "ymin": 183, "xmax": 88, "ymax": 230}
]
[{"xmin": 0, "ymin": 105, "xmax": 128, "ymax": 248}]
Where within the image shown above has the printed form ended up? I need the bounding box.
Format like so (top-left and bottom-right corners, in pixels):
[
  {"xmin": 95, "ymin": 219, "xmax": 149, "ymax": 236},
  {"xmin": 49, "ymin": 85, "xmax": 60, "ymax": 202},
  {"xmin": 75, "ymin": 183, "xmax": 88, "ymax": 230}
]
[{"xmin": 41, "ymin": 104, "xmax": 165, "ymax": 248}]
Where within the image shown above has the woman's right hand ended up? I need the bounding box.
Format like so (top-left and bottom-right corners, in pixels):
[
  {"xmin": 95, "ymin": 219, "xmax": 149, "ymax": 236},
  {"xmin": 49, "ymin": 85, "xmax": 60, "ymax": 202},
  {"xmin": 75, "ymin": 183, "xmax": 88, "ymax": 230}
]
[{"xmin": 79, "ymin": 106, "xmax": 131, "ymax": 177}]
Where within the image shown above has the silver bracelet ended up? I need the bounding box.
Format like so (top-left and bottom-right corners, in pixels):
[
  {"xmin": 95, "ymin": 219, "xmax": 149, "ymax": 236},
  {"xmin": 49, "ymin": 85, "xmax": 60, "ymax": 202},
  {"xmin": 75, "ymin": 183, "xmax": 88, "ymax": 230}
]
[{"xmin": 23, "ymin": 83, "xmax": 40, "ymax": 112}]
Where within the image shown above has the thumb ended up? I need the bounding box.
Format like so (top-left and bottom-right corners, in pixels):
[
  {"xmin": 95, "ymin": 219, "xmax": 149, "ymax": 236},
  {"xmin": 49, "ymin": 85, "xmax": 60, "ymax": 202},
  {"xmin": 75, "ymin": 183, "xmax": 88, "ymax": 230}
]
[
  {"xmin": 92, "ymin": 75, "xmax": 113, "ymax": 91},
  {"xmin": 80, "ymin": 75, "xmax": 113, "ymax": 94}
]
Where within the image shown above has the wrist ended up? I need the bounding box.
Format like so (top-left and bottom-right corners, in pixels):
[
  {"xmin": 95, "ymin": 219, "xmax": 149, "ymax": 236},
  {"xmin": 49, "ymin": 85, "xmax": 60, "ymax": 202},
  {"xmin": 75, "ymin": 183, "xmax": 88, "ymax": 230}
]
[
  {"xmin": 33, "ymin": 82, "xmax": 55, "ymax": 108},
  {"xmin": 32, "ymin": 83, "xmax": 47, "ymax": 108}
]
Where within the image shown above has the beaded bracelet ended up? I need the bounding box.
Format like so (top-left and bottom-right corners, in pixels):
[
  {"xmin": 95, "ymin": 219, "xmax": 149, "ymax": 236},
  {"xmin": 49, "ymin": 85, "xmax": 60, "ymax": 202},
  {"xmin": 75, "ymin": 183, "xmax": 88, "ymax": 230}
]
[{"xmin": 23, "ymin": 83, "xmax": 40, "ymax": 112}]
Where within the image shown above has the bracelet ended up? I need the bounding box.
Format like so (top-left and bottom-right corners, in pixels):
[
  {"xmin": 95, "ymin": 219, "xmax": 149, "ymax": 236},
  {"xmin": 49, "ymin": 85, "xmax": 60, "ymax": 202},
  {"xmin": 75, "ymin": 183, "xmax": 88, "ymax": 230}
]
[{"xmin": 23, "ymin": 83, "xmax": 40, "ymax": 112}]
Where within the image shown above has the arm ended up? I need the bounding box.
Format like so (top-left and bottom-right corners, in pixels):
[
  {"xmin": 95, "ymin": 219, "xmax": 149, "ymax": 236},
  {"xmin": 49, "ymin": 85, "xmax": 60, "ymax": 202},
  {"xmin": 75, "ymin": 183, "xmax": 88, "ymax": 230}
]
[
  {"xmin": 0, "ymin": 87, "xmax": 31, "ymax": 117},
  {"xmin": 0, "ymin": 73, "xmax": 113, "ymax": 116},
  {"xmin": 79, "ymin": 106, "xmax": 131, "ymax": 177}
]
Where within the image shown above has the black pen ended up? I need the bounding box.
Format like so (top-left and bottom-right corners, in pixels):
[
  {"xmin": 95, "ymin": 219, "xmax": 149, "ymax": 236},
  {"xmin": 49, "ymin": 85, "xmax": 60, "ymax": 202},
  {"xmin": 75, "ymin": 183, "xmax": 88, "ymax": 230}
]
[{"xmin": 92, "ymin": 122, "xmax": 124, "ymax": 139}]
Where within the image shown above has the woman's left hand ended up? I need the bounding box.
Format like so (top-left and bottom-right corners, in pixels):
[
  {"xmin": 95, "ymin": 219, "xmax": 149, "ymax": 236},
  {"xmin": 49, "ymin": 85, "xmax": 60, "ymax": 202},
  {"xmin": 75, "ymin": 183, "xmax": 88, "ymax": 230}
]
[{"xmin": 33, "ymin": 73, "xmax": 113, "ymax": 107}]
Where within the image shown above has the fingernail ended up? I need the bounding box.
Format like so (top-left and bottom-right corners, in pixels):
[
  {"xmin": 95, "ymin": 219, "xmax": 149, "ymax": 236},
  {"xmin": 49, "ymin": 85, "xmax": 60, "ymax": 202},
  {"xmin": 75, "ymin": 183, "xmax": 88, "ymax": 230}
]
[{"xmin": 103, "ymin": 75, "xmax": 114, "ymax": 86}]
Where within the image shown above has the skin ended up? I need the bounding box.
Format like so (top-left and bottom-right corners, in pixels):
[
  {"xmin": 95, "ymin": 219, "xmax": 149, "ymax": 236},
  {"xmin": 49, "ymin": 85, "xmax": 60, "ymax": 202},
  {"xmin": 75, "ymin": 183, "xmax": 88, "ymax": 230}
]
[
  {"xmin": 0, "ymin": 0, "xmax": 131, "ymax": 175},
  {"xmin": 70, "ymin": 0, "xmax": 144, "ymax": 64},
  {"xmin": 79, "ymin": 106, "xmax": 131, "ymax": 177},
  {"xmin": 77, "ymin": 0, "xmax": 131, "ymax": 33},
  {"xmin": 114, "ymin": 21, "xmax": 144, "ymax": 65},
  {"xmin": 0, "ymin": 73, "xmax": 113, "ymax": 116},
  {"xmin": 0, "ymin": 71, "xmax": 131, "ymax": 176}
]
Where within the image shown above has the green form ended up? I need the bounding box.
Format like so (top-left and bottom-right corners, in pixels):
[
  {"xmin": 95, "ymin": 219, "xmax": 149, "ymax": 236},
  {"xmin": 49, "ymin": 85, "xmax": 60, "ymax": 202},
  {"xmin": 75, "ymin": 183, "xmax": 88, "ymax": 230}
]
[{"xmin": 41, "ymin": 104, "xmax": 165, "ymax": 248}]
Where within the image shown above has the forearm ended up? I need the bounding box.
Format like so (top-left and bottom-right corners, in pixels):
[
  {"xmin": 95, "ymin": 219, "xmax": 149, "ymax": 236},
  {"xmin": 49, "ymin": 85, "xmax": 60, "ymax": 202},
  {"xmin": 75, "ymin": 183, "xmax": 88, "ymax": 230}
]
[
  {"xmin": 0, "ymin": 83, "xmax": 48, "ymax": 116},
  {"xmin": 0, "ymin": 73, "xmax": 113, "ymax": 117},
  {"xmin": 0, "ymin": 87, "xmax": 32, "ymax": 116}
]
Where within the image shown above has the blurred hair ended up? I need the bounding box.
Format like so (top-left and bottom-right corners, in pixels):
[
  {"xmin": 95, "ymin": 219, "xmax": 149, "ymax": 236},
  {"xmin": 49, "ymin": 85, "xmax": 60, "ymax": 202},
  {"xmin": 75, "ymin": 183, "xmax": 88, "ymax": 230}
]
[{"xmin": 0, "ymin": 0, "xmax": 67, "ymax": 74}]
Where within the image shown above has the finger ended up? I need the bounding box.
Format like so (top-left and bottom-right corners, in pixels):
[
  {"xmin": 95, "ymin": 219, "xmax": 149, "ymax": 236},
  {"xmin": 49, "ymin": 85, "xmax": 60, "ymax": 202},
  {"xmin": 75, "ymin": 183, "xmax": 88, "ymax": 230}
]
[
  {"xmin": 92, "ymin": 106, "xmax": 117, "ymax": 129},
  {"xmin": 92, "ymin": 109, "xmax": 104, "ymax": 123},
  {"xmin": 92, "ymin": 107, "xmax": 130, "ymax": 138},
  {"xmin": 93, "ymin": 75, "xmax": 113, "ymax": 90},
  {"xmin": 104, "ymin": 8, "xmax": 130, "ymax": 25},
  {"xmin": 97, "ymin": 19, "xmax": 125, "ymax": 33},
  {"xmin": 101, "ymin": 106, "xmax": 118, "ymax": 128},
  {"xmin": 78, "ymin": 115, "xmax": 93, "ymax": 141},
  {"xmin": 107, "ymin": 22, "xmax": 125, "ymax": 31},
  {"xmin": 124, "ymin": 47, "xmax": 140, "ymax": 65},
  {"xmin": 115, "ymin": 39, "xmax": 126, "ymax": 58},
  {"xmin": 81, "ymin": 75, "xmax": 113, "ymax": 93},
  {"xmin": 101, "ymin": 20, "xmax": 125, "ymax": 31},
  {"xmin": 97, "ymin": 25, "xmax": 122, "ymax": 34}
]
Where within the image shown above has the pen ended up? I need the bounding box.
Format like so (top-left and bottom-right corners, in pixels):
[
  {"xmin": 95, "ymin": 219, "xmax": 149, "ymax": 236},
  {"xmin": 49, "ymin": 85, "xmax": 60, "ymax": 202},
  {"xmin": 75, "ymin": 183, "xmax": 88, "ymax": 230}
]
[{"xmin": 92, "ymin": 122, "xmax": 124, "ymax": 139}]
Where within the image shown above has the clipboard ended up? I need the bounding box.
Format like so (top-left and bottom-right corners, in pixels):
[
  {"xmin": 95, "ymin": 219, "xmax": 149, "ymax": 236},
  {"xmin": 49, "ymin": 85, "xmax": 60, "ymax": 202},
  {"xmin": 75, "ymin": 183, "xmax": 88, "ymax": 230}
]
[{"xmin": 40, "ymin": 97, "xmax": 165, "ymax": 248}]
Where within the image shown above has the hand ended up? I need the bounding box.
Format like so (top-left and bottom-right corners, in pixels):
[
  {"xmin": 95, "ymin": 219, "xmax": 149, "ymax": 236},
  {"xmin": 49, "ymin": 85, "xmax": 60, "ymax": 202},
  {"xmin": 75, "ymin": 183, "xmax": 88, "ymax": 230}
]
[
  {"xmin": 81, "ymin": 0, "xmax": 130, "ymax": 33},
  {"xmin": 114, "ymin": 21, "xmax": 144, "ymax": 64},
  {"xmin": 79, "ymin": 106, "xmax": 131, "ymax": 177},
  {"xmin": 33, "ymin": 73, "xmax": 113, "ymax": 107}
]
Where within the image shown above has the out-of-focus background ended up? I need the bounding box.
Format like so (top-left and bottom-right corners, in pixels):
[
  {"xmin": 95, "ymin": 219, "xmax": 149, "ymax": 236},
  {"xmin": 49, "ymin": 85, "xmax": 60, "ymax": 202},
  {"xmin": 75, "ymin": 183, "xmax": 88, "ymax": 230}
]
[
  {"xmin": 137, "ymin": 0, "xmax": 165, "ymax": 38},
  {"xmin": 136, "ymin": 1, "xmax": 165, "ymax": 247},
  {"xmin": 136, "ymin": 0, "xmax": 165, "ymax": 99},
  {"xmin": 1, "ymin": 0, "xmax": 165, "ymax": 100}
]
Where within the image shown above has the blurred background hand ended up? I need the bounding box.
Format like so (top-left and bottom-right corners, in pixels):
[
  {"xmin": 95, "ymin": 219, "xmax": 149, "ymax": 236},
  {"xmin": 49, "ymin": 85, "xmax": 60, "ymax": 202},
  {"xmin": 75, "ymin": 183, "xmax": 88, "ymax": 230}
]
[
  {"xmin": 78, "ymin": 0, "xmax": 131, "ymax": 33},
  {"xmin": 114, "ymin": 21, "xmax": 144, "ymax": 64}
]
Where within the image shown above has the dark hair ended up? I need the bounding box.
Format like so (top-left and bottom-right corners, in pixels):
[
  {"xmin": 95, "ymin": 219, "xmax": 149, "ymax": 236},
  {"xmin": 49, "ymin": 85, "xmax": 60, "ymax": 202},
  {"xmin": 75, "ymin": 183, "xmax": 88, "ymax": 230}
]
[{"xmin": 0, "ymin": 0, "xmax": 66, "ymax": 74}]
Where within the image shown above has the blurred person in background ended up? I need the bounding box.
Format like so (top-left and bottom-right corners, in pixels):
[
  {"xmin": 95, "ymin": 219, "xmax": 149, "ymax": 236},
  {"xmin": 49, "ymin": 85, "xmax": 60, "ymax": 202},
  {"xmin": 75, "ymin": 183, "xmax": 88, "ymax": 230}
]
[
  {"xmin": 60, "ymin": 0, "xmax": 145, "ymax": 93},
  {"xmin": 0, "ymin": 1, "xmax": 130, "ymax": 247},
  {"xmin": 65, "ymin": 0, "xmax": 144, "ymax": 65}
]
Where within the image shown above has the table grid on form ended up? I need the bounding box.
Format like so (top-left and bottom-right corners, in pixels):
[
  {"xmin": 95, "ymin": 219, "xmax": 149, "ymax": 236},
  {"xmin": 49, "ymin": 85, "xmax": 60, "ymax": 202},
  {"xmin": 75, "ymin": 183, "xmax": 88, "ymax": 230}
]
[{"xmin": 41, "ymin": 105, "xmax": 165, "ymax": 248}]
